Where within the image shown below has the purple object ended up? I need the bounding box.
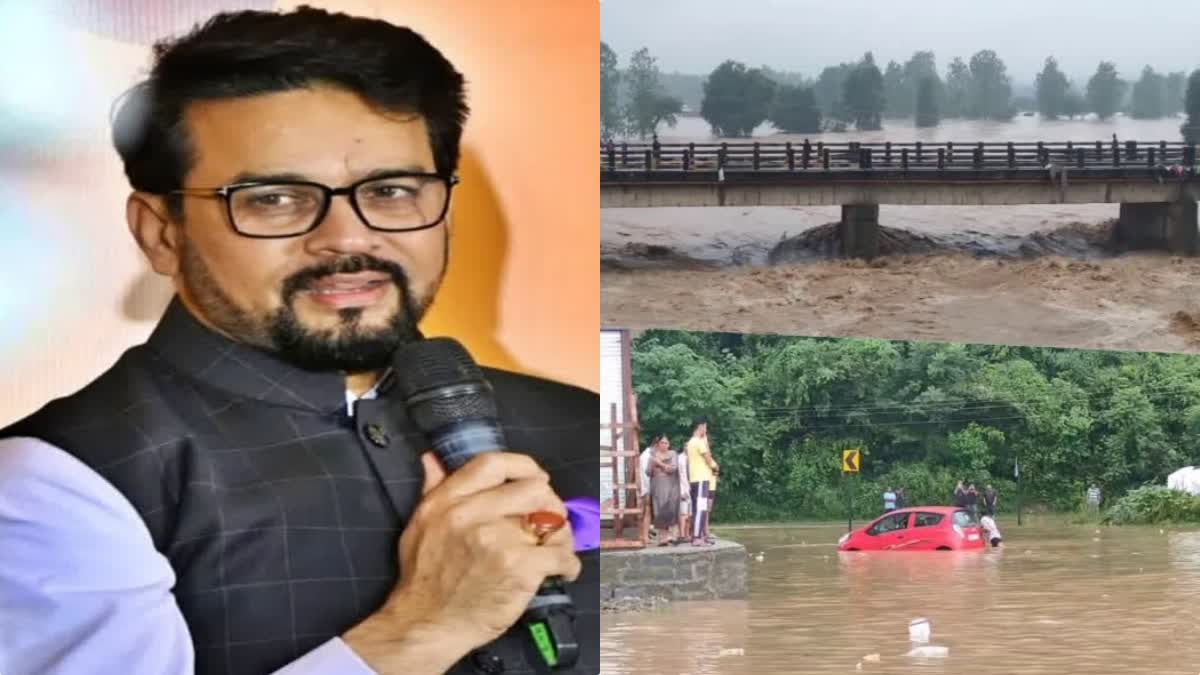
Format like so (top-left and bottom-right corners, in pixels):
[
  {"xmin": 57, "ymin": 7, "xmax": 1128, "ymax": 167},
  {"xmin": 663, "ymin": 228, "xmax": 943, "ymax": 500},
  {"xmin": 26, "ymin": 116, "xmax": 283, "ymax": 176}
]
[{"xmin": 566, "ymin": 497, "xmax": 600, "ymax": 551}]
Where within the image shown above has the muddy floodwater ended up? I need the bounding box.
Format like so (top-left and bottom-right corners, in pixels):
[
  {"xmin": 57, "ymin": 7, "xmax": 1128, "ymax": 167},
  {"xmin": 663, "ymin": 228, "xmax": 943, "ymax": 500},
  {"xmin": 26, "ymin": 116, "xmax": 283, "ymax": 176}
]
[{"xmin": 600, "ymin": 518, "xmax": 1200, "ymax": 674}]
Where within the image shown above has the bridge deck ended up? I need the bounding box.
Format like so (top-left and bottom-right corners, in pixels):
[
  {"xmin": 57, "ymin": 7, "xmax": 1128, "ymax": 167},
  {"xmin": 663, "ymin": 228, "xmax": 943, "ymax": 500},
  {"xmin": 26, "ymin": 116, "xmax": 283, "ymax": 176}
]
[{"xmin": 600, "ymin": 140, "xmax": 1199, "ymax": 181}]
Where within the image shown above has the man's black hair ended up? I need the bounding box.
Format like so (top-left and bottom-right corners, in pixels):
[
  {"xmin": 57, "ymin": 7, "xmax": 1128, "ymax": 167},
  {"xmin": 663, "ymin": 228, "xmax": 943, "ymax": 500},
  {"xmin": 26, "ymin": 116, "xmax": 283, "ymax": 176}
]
[{"xmin": 111, "ymin": 5, "xmax": 468, "ymax": 218}]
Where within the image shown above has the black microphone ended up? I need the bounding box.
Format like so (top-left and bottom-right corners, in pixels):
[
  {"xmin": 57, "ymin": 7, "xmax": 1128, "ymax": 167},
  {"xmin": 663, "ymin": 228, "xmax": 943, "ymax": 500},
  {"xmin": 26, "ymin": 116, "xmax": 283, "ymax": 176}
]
[{"xmin": 391, "ymin": 337, "xmax": 579, "ymax": 671}]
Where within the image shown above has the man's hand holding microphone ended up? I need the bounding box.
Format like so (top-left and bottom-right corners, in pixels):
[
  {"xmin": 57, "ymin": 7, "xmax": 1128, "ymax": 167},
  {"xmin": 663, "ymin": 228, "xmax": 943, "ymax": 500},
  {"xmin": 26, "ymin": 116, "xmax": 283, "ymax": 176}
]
[{"xmin": 343, "ymin": 338, "xmax": 582, "ymax": 675}]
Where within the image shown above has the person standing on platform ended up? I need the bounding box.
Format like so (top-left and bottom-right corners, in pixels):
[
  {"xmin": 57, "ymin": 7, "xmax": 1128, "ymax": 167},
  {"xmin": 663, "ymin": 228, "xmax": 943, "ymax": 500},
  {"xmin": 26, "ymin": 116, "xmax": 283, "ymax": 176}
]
[{"xmin": 686, "ymin": 418, "xmax": 717, "ymax": 547}]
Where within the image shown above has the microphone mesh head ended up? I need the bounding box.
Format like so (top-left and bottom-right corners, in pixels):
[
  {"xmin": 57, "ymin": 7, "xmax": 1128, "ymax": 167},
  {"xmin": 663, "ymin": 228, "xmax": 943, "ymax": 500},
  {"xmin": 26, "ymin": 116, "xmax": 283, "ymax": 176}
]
[{"xmin": 392, "ymin": 337, "xmax": 500, "ymax": 431}]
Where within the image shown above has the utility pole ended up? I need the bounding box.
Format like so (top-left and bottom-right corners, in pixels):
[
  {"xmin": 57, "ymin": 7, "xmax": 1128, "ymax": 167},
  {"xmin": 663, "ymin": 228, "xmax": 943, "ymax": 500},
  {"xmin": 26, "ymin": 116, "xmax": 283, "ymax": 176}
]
[{"xmin": 1015, "ymin": 450, "xmax": 1023, "ymax": 527}]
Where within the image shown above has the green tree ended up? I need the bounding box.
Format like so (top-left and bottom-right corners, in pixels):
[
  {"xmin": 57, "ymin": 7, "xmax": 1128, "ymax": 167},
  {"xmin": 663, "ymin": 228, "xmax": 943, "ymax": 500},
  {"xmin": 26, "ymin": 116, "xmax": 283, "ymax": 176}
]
[
  {"xmin": 1129, "ymin": 65, "xmax": 1167, "ymax": 119},
  {"xmin": 651, "ymin": 95, "xmax": 683, "ymax": 132},
  {"xmin": 769, "ymin": 84, "xmax": 822, "ymax": 134},
  {"xmin": 1086, "ymin": 61, "xmax": 1126, "ymax": 120},
  {"xmin": 842, "ymin": 52, "xmax": 885, "ymax": 131},
  {"xmin": 883, "ymin": 60, "xmax": 905, "ymax": 118},
  {"xmin": 967, "ymin": 50, "xmax": 1014, "ymax": 120},
  {"xmin": 600, "ymin": 42, "xmax": 622, "ymax": 137},
  {"xmin": 1165, "ymin": 71, "xmax": 1188, "ymax": 116},
  {"xmin": 1181, "ymin": 70, "xmax": 1200, "ymax": 144},
  {"xmin": 814, "ymin": 63, "xmax": 854, "ymax": 121},
  {"xmin": 700, "ymin": 60, "xmax": 777, "ymax": 138},
  {"xmin": 944, "ymin": 57, "xmax": 970, "ymax": 118},
  {"xmin": 901, "ymin": 51, "xmax": 940, "ymax": 118},
  {"xmin": 1035, "ymin": 56, "xmax": 1070, "ymax": 120},
  {"xmin": 623, "ymin": 47, "xmax": 669, "ymax": 139},
  {"xmin": 915, "ymin": 76, "xmax": 940, "ymax": 127}
]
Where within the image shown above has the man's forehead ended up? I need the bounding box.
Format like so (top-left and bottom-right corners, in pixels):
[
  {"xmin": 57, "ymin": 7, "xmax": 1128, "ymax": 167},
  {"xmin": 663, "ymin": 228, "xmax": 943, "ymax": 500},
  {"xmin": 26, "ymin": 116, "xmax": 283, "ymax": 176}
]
[{"xmin": 182, "ymin": 86, "xmax": 434, "ymax": 181}]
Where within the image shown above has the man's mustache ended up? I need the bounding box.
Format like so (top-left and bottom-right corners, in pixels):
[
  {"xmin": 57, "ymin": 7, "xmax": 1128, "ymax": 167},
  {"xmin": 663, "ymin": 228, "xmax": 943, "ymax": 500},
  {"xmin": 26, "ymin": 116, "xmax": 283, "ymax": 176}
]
[{"xmin": 280, "ymin": 255, "xmax": 410, "ymax": 303}]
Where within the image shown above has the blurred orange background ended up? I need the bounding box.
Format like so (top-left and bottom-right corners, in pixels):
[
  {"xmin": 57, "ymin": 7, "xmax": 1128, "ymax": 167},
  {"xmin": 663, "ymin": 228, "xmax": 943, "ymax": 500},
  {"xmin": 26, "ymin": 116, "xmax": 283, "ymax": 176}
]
[{"xmin": 0, "ymin": 1, "xmax": 598, "ymax": 425}]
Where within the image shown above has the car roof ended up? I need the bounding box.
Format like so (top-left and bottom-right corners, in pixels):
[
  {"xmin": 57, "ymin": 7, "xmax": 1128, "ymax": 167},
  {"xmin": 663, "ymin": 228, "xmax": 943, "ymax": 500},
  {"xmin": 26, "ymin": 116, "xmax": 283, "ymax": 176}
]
[{"xmin": 888, "ymin": 506, "xmax": 963, "ymax": 514}]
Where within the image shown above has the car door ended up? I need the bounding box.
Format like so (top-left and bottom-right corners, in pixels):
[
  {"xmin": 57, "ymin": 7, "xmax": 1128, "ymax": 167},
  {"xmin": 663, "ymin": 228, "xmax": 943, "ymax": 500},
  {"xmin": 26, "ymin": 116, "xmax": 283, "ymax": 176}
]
[
  {"xmin": 906, "ymin": 511, "xmax": 947, "ymax": 550},
  {"xmin": 865, "ymin": 511, "xmax": 911, "ymax": 549}
]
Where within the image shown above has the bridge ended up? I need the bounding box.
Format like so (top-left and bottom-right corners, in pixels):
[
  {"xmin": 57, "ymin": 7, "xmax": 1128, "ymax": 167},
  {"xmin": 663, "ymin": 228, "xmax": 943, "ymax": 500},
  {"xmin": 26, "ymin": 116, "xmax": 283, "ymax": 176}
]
[{"xmin": 599, "ymin": 140, "xmax": 1200, "ymax": 258}]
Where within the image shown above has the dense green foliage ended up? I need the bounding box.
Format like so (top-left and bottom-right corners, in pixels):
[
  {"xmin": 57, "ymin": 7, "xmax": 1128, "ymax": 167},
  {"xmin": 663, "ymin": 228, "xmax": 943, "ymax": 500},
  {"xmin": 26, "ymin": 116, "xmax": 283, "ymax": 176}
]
[
  {"xmin": 769, "ymin": 84, "xmax": 822, "ymax": 134},
  {"xmin": 700, "ymin": 60, "xmax": 777, "ymax": 138},
  {"xmin": 621, "ymin": 48, "xmax": 682, "ymax": 139},
  {"xmin": 1182, "ymin": 70, "xmax": 1200, "ymax": 144},
  {"xmin": 1085, "ymin": 61, "xmax": 1126, "ymax": 121},
  {"xmin": 632, "ymin": 331, "xmax": 1200, "ymax": 522},
  {"xmin": 1129, "ymin": 66, "xmax": 1167, "ymax": 119},
  {"xmin": 914, "ymin": 77, "xmax": 940, "ymax": 128},
  {"xmin": 600, "ymin": 42, "xmax": 622, "ymax": 138},
  {"xmin": 602, "ymin": 41, "xmax": 1193, "ymax": 137},
  {"xmin": 1036, "ymin": 57, "xmax": 1070, "ymax": 120},
  {"xmin": 1104, "ymin": 486, "xmax": 1200, "ymax": 525},
  {"xmin": 841, "ymin": 53, "xmax": 884, "ymax": 131}
]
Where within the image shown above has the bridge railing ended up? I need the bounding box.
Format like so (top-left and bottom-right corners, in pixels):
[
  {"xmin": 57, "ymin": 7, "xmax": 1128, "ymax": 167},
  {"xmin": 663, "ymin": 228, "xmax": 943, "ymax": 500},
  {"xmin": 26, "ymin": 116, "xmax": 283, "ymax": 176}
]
[{"xmin": 600, "ymin": 140, "xmax": 1198, "ymax": 174}]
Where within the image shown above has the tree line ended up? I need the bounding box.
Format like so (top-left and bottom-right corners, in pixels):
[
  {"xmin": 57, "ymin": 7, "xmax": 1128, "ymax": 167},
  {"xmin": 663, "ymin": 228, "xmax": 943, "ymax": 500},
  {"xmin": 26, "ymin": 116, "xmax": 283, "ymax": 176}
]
[
  {"xmin": 601, "ymin": 43, "xmax": 1200, "ymax": 141},
  {"xmin": 631, "ymin": 330, "xmax": 1200, "ymax": 522}
]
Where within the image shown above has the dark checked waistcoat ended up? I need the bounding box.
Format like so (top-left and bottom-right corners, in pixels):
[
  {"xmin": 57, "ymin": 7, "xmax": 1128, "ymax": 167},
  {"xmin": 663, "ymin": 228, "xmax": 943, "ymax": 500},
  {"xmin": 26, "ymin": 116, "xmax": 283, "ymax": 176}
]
[{"xmin": 1, "ymin": 298, "xmax": 599, "ymax": 675}]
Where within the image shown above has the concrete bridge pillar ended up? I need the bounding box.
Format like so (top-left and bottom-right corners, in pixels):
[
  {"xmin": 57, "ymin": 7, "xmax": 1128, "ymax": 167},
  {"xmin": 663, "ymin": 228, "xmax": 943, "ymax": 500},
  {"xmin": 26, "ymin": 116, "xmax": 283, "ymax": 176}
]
[
  {"xmin": 841, "ymin": 204, "xmax": 880, "ymax": 259},
  {"xmin": 1117, "ymin": 201, "xmax": 1198, "ymax": 255}
]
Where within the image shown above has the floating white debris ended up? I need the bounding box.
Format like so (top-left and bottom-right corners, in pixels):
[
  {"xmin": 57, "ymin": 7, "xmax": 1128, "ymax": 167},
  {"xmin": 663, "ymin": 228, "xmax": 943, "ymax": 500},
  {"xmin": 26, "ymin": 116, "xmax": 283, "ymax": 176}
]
[
  {"xmin": 1093, "ymin": 537, "xmax": 1101, "ymax": 542},
  {"xmin": 862, "ymin": 653, "xmax": 881, "ymax": 663},
  {"xmin": 754, "ymin": 553, "xmax": 764, "ymax": 562},
  {"xmin": 909, "ymin": 618, "xmax": 931, "ymax": 644},
  {"xmin": 718, "ymin": 648, "xmax": 744, "ymax": 657}
]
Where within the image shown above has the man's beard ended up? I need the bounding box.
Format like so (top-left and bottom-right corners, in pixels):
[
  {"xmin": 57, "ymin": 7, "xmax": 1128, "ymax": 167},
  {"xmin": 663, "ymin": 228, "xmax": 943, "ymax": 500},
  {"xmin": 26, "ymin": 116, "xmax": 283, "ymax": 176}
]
[{"xmin": 179, "ymin": 241, "xmax": 440, "ymax": 373}]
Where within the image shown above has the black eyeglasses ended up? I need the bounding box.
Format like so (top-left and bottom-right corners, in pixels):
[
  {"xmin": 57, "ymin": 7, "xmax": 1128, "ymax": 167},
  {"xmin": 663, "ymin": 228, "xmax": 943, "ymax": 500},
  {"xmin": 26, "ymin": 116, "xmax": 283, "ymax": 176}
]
[{"xmin": 169, "ymin": 171, "xmax": 459, "ymax": 239}]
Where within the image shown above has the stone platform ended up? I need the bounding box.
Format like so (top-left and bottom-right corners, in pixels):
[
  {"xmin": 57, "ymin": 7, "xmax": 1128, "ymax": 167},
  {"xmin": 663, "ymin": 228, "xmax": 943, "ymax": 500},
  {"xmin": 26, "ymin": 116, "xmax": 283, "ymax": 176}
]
[{"xmin": 599, "ymin": 538, "xmax": 749, "ymax": 603}]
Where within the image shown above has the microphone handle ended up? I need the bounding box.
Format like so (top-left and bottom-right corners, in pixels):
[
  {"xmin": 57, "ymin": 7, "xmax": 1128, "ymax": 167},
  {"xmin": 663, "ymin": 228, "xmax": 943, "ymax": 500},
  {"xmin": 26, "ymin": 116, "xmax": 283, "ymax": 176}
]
[{"xmin": 429, "ymin": 419, "xmax": 579, "ymax": 671}]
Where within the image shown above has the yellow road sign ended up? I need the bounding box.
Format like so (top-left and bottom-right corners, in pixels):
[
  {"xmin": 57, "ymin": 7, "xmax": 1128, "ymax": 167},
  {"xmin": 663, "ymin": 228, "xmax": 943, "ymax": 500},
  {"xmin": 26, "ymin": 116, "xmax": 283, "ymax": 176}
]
[{"xmin": 842, "ymin": 449, "xmax": 861, "ymax": 473}]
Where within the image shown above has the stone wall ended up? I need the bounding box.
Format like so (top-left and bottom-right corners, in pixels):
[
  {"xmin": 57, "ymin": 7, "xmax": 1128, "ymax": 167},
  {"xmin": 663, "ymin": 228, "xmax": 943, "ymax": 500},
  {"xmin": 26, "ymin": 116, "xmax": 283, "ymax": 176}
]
[{"xmin": 599, "ymin": 539, "xmax": 749, "ymax": 602}]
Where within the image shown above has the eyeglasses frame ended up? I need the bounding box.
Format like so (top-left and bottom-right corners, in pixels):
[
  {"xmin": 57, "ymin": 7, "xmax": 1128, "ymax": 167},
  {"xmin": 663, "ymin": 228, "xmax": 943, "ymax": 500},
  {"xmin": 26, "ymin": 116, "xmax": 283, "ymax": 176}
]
[{"xmin": 166, "ymin": 171, "xmax": 460, "ymax": 239}]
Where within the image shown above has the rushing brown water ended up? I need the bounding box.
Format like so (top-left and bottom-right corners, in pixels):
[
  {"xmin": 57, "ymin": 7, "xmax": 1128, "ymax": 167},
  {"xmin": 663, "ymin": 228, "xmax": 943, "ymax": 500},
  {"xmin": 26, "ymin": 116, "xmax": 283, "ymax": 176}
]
[{"xmin": 600, "ymin": 518, "xmax": 1200, "ymax": 674}]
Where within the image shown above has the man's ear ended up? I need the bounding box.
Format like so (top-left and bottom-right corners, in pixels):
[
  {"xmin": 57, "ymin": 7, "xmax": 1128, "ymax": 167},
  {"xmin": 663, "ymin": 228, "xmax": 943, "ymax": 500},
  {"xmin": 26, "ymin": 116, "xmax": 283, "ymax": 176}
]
[{"xmin": 127, "ymin": 192, "xmax": 182, "ymax": 276}]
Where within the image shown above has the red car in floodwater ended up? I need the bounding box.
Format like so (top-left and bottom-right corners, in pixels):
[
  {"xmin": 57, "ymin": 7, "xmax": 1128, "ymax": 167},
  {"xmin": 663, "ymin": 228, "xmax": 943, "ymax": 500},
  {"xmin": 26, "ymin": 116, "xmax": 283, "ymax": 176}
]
[{"xmin": 837, "ymin": 506, "xmax": 985, "ymax": 551}]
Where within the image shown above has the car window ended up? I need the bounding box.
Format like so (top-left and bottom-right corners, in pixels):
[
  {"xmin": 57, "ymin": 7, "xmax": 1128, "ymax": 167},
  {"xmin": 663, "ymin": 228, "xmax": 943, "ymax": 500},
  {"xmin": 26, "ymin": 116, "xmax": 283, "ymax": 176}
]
[
  {"xmin": 952, "ymin": 510, "xmax": 978, "ymax": 527},
  {"xmin": 866, "ymin": 512, "xmax": 909, "ymax": 535},
  {"xmin": 913, "ymin": 512, "xmax": 944, "ymax": 528}
]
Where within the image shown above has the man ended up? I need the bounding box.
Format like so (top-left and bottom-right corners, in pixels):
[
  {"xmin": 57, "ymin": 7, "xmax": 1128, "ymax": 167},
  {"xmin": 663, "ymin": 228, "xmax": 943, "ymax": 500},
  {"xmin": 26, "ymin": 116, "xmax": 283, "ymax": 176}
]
[
  {"xmin": 895, "ymin": 486, "xmax": 906, "ymax": 511},
  {"xmin": 983, "ymin": 484, "xmax": 998, "ymax": 517},
  {"xmin": 686, "ymin": 417, "xmax": 717, "ymax": 546},
  {"xmin": 639, "ymin": 434, "xmax": 656, "ymax": 543},
  {"xmin": 0, "ymin": 8, "xmax": 596, "ymax": 675},
  {"xmin": 676, "ymin": 443, "xmax": 691, "ymax": 542},
  {"xmin": 953, "ymin": 480, "xmax": 967, "ymax": 508},
  {"xmin": 1087, "ymin": 483, "xmax": 1103, "ymax": 513},
  {"xmin": 966, "ymin": 483, "xmax": 980, "ymax": 520},
  {"xmin": 882, "ymin": 486, "xmax": 897, "ymax": 514}
]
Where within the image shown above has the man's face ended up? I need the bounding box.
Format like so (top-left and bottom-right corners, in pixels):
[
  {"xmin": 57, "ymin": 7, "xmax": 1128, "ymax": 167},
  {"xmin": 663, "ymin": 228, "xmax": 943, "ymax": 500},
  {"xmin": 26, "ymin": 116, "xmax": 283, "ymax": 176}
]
[{"xmin": 143, "ymin": 85, "xmax": 449, "ymax": 372}]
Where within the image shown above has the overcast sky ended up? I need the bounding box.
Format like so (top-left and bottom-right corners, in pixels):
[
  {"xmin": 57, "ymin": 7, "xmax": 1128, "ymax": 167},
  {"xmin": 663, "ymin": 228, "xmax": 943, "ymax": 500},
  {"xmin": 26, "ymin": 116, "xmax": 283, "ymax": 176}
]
[{"xmin": 600, "ymin": 0, "xmax": 1200, "ymax": 85}]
